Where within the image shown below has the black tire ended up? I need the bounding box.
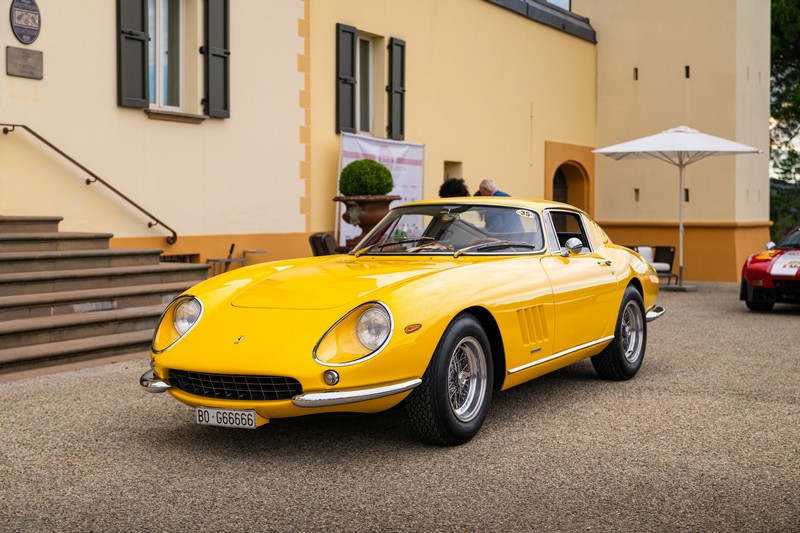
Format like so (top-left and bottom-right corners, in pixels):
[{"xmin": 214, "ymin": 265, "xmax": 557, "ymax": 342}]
[
  {"xmin": 591, "ymin": 286, "xmax": 646, "ymax": 381},
  {"xmin": 406, "ymin": 313, "xmax": 493, "ymax": 446},
  {"xmin": 745, "ymin": 299, "xmax": 774, "ymax": 312},
  {"xmin": 742, "ymin": 278, "xmax": 775, "ymax": 311}
]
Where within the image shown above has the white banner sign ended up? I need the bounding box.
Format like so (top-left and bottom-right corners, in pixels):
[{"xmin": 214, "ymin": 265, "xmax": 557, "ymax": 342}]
[{"xmin": 337, "ymin": 133, "xmax": 425, "ymax": 246}]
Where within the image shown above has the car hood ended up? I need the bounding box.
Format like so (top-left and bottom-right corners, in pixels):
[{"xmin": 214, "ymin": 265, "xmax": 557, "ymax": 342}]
[
  {"xmin": 769, "ymin": 249, "xmax": 800, "ymax": 277},
  {"xmin": 230, "ymin": 256, "xmax": 460, "ymax": 310}
]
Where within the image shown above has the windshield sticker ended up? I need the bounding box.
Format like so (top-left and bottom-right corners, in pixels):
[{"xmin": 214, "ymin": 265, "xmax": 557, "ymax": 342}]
[{"xmin": 516, "ymin": 209, "xmax": 535, "ymax": 218}]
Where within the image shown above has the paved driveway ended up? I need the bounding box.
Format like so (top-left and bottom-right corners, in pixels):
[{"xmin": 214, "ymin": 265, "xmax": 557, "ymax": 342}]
[{"xmin": 0, "ymin": 282, "xmax": 797, "ymax": 531}]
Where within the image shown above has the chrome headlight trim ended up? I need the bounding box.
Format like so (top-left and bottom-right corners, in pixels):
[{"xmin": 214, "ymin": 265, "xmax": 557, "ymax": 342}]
[
  {"xmin": 313, "ymin": 301, "xmax": 394, "ymax": 367},
  {"xmin": 151, "ymin": 295, "xmax": 205, "ymax": 354}
]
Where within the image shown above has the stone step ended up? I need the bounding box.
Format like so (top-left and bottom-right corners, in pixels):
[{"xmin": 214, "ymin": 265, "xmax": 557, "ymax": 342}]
[
  {"xmin": 0, "ymin": 216, "xmax": 63, "ymax": 234},
  {"xmin": 0, "ymin": 281, "xmax": 192, "ymax": 321},
  {"xmin": 0, "ymin": 232, "xmax": 113, "ymax": 253},
  {"xmin": 0, "ymin": 248, "xmax": 164, "ymax": 274},
  {"xmin": 0, "ymin": 262, "xmax": 209, "ymax": 296},
  {"xmin": 0, "ymin": 330, "xmax": 153, "ymax": 373},
  {"xmin": 0, "ymin": 305, "xmax": 164, "ymax": 350}
]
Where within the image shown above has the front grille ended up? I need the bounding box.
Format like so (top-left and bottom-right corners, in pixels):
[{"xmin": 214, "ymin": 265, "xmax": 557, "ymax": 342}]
[
  {"xmin": 169, "ymin": 370, "xmax": 302, "ymax": 401},
  {"xmin": 775, "ymin": 279, "xmax": 800, "ymax": 300}
]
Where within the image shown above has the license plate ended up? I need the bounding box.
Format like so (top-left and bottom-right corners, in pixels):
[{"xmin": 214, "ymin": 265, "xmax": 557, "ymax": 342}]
[{"xmin": 196, "ymin": 407, "xmax": 258, "ymax": 429}]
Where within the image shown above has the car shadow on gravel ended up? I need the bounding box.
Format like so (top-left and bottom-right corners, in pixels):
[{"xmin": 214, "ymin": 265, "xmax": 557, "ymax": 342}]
[{"xmin": 145, "ymin": 359, "xmax": 604, "ymax": 457}]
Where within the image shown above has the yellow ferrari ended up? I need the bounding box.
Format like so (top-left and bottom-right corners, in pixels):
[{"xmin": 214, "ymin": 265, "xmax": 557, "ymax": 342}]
[{"xmin": 141, "ymin": 198, "xmax": 664, "ymax": 445}]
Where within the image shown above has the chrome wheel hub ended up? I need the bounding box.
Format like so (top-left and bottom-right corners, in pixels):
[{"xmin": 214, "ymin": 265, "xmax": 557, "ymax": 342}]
[
  {"xmin": 620, "ymin": 301, "xmax": 644, "ymax": 363},
  {"xmin": 447, "ymin": 336, "xmax": 487, "ymax": 422}
]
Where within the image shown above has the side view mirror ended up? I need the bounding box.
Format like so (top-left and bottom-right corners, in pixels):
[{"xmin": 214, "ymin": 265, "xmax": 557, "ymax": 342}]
[
  {"xmin": 561, "ymin": 237, "xmax": 583, "ymax": 257},
  {"xmin": 766, "ymin": 241, "xmax": 776, "ymax": 251}
]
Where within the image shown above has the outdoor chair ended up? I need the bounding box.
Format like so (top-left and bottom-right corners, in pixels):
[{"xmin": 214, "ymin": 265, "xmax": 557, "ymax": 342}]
[
  {"xmin": 636, "ymin": 245, "xmax": 678, "ymax": 285},
  {"xmin": 654, "ymin": 246, "xmax": 678, "ymax": 285},
  {"xmin": 309, "ymin": 233, "xmax": 338, "ymax": 256},
  {"xmin": 207, "ymin": 245, "xmax": 268, "ymax": 277}
]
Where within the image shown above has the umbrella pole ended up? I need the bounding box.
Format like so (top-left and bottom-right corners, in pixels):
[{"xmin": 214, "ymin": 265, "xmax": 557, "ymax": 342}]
[{"xmin": 678, "ymin": 164, "xmax": 685, "ymax": 286}]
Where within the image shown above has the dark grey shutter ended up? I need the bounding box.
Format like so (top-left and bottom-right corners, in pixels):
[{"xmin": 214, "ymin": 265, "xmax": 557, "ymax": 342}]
[
  {"xmin": 203, "ymin": 0, "xmax": 231, "ymax": 118},
  {"xmin": 117, "ymin": 0, "xmax": 149, "ymax": 109},
  {"xmin": 387, "ymin": 37, "xmax": 406, "ymax": 140},
  {"xmin": 336, "ymin": 23, "xmax": 357, "ymax": 133}
]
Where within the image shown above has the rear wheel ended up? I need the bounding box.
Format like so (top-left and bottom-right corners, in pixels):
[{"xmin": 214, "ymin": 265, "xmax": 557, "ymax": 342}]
[
  {"xmin": 406, "ymin": 313, "xmax": 493, "ymax": 446},
  {"xmin": 591, "ymin": 286, "xmax": 646, "ymax": 380}
]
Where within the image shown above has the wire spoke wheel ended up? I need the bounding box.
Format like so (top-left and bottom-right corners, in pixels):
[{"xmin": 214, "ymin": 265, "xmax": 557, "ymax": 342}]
[
  {"xmin": 591, "ymin": 286, "xmax": 647, "ymax": 381},
  {"xmin": 447, "ymin": 337, "xmax": 487, "ymax": 422},
  {"xmin": 405, "ymin": 314, "xmax": 493, "ymax": 445},
  {"xmin": 620, "ymin": 300, "xmax": 644, "ymax": 363}
]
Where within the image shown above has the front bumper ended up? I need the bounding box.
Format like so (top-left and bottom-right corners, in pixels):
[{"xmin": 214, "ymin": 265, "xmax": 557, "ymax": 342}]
[
  {"xmin": 139, "ymin": 369, "xmax": 420, "ymax": 408},
  {"xmin": 140, "ymin": 369, "xmax": 170, "ymax": 393},
  {"xmin": 646, "ymin": 305, "xmax": 665, "ymax": 322},
  {"xmin": 291, "ymin": 379, "xmax": 421, "ymax": 407}
]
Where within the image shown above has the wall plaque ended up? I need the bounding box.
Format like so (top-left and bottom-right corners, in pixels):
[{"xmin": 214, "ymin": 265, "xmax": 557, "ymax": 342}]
[
  {"xmin": 7, "ymin": 46, "xmax": 43, "ymax": 79},
  {"xmin": 10, "ymin": 0, "xmax": 41, "ymax": 44}
]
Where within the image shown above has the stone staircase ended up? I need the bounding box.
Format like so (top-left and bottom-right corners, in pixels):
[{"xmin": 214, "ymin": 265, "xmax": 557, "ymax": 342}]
[{"xmin": 0, "ymin": 216, "xmax": 209, "ymax": 373}]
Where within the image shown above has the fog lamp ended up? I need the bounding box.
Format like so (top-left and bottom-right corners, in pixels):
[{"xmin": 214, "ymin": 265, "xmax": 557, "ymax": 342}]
[{"xmin": 323, "ymin": 370, "xmax": 340, "ymax": 386}]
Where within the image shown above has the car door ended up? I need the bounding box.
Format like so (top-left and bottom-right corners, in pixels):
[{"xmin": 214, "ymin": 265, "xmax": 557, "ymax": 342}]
[{"xmin": 540, "ymin": 209, "xmax": 619, "ymax": 354}]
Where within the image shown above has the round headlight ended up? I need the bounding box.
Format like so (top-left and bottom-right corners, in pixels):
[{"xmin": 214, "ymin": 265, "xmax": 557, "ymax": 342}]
[
  {"xmin": 152, "ymin": 295, "xmax": 204, "ymax": 354},
  {"xmin": 356, "ymin": 306, "xmax": 391, "ymax": 350},
  {"xmin": 174, "ymin": 298, "xmax": 202, "ymax": 335}
]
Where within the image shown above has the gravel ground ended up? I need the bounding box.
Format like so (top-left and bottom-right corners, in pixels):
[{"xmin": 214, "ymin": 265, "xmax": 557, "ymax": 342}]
[{"xmin": 0, "ymin": 282, "xmax": 797, "ymax": 532}]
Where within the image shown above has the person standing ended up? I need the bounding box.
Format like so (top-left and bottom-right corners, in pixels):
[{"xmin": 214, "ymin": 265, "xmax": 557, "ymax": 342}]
[
  {"xmin": 439, "ymin": 177, "xmax": 470, "ymax": 197},
  {"xmin": 478, "ymin": 179, "xmax": 510, "ymax": 197}
]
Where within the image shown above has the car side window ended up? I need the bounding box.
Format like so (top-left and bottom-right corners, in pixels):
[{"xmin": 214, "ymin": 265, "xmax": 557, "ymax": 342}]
[{"xmin": 546, "ymin": 210, "xmax": 592, "ymax": 254}]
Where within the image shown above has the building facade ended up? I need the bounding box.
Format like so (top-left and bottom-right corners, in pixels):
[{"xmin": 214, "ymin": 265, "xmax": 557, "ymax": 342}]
[{"xmin": 0, "ymin": 0, "xmax": 769, "ymax": 281}]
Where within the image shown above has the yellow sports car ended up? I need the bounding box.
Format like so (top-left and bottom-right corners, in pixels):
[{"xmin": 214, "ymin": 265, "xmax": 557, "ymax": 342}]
[{"xmin": 141, "ymin": 198, "xmax": 664, "ymax": 445}]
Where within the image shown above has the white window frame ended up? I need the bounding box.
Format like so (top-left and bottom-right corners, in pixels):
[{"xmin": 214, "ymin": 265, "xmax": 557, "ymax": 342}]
[{"xmin": 149, "ymin": 0, "xmax": 184, "ymax": 111}]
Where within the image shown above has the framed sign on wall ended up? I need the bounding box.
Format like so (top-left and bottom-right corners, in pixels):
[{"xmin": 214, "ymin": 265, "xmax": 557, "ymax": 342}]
[{"xmin": 10, "ymin": 0, "xmax": 41, "ymax": 45}]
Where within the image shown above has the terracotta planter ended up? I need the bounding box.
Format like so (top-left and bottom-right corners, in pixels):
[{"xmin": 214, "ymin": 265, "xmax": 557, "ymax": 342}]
[{"xmin": 334, "ymin": 195, "xmax": 401, "ymax": 251}]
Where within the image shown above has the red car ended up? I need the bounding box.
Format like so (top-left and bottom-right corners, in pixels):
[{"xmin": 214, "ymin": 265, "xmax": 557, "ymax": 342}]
[{"xmin": 740, "ymin": 226, "xmax": 800, "ymax": 311}]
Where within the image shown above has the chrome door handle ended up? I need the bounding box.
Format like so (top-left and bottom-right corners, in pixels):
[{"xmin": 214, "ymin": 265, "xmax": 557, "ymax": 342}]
[{"xmin": 597, "ymin": 260, "xmax": 612, "ymax": 266}]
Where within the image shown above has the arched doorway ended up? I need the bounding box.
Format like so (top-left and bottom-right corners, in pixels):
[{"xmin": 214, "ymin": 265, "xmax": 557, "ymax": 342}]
[
  {"xmin": 544, "ymin": 141, "xmax": 594, "ymax": 215},
  {"xmin": 552, "ymin": 162, "xmax": 588, "ymax": 211}
]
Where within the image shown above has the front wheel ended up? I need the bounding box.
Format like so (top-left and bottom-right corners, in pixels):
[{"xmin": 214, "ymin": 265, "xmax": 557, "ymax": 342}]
[
  {"xmin": 591, "ymin": 286, "xmax": 646, "ymax": 380},
  {"xmin": 406, "ymin": 314, "xmax": 493, "ymax": 446},
  {"xmin": 742, "ymin": 278, "xmax": 775, "ymax": 311}
]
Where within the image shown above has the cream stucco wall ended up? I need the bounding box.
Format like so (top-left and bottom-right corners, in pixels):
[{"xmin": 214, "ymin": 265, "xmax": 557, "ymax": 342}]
[
  {"xmin": 573, "ymin": 0, "xmax": 770, "ymax": 224},
  {"xmin": 573, "ymin": 0, "xmax": 770, "ymax": 281},
  {"xmin": 309, "ymin": 0, "xmax": 597, "ymax": 233},
  {"xmin": 1, "ymin": 1, "xmax": 306, "ymax": 243}
]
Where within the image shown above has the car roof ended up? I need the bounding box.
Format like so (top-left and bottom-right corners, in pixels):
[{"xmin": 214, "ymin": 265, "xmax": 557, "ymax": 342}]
[{"xmin": 403, "ymin": 197, "xmax": 584, "ymax": 213}]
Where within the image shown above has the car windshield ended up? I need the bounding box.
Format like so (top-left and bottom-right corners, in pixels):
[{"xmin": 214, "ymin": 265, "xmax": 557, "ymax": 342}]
[
  {"xmin": 776, "ymin": 227, "xmax": 800, "ymax": 249},
  {"xmin": 351, "ymin": 204, "xmax": 545, "ymax": 256}
]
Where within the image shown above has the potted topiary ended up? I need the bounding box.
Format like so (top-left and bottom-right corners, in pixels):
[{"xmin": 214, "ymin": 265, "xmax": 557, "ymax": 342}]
[{"xmin": 334, "ymin": 159, "xmax": 401, "ymax": 251}]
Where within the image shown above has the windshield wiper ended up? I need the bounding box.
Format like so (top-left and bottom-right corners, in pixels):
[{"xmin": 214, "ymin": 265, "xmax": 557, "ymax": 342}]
[
  {"xmin": 453, "ymin": 240, "xmax": 539, "ymax": 258},
  {"xmin": 353, "ymin": 237, "xmax": 434, "ymax": 257}
]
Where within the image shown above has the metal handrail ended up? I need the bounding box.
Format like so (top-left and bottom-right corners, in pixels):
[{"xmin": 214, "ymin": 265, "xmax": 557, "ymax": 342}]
[{"xmin": 1, "ymin": 123, "xmax": 178, "ymax": 244}]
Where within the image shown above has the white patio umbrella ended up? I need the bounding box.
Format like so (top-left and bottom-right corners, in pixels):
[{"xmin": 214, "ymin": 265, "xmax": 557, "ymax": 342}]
[{"xmin": 594, "ymin": 125, "xmax": 761, "ymax": 286}]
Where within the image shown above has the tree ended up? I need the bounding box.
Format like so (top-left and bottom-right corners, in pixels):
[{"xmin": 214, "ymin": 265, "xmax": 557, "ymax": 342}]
[{"xmin": 770, "ymin": 0, "xmax": 800, "ymax": 240}]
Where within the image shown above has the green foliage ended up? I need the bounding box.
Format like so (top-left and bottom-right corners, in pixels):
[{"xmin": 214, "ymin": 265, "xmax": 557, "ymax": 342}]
[
  {"xmin": 771, "ymin": 0, "xmax": 800, "ymax": 181},
  {"xmin": 770, "ymin": 179, "xmax": 800, "ymax": 241},
  {"xmin": 339, "ymin": 159, "xmax": 394, "ymax": 196},
  {"xmin": 770, "ymin": 0, "xmax": 799, "ymax": 239}
]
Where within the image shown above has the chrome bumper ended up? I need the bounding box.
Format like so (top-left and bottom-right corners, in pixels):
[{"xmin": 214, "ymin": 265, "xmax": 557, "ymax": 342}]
[
  {"xmin": 292, "ymin": 379, "xmax": 421, "ymax": 408},
  {"xmin": 139, "ymin": 368, "xmax": 419, "ymax": 407},
  {"xmin": 646, "ymin": 305, "xmax": 665, "ymax": 323},
  {"xmin": 140, "ymin": 369, "xmax": 171, "ymax": 393}
]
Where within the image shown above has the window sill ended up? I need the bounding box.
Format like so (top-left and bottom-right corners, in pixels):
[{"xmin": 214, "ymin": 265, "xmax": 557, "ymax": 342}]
[{"xmin": 144, "ymin": 109, "xmax": 208, "ymax": 124}]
